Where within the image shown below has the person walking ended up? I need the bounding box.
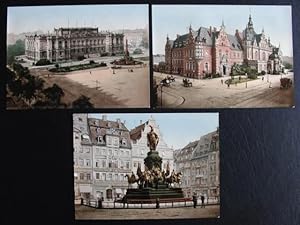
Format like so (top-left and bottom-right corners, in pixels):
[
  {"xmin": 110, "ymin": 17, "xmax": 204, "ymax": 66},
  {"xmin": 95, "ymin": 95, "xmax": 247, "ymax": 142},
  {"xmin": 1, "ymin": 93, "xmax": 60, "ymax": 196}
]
[
  {"xmin": 192, "ymin": 192, "xmax": 198, "ymax": 208},
  {"xmin": 221, "ymin": 79, "xmax": 223, "ymax": 85},
  {"xmin": 201, "ymin": 195, "xmax": 205, "ymax": 208}
]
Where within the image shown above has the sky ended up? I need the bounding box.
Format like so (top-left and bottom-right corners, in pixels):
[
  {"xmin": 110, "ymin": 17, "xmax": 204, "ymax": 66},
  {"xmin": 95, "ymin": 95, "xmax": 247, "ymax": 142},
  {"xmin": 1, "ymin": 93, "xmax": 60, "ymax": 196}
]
[
  {"xmin": 153, "ymin": 5, "xmax": 293, "ymax": 56},
  {"xmin": 88, "ymin": 113, "xmax": 219, "ymax": 150},
  {"xmin": 7, "ymin": 4, "xmax": 148, "ymax": 34}
]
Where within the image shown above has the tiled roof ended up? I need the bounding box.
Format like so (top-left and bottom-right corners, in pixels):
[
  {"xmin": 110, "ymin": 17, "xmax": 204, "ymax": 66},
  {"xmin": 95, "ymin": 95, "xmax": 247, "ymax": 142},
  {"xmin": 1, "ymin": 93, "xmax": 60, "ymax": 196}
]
[
  {"xmin": 227, "ymin": 34, "xmax": 243, "ymax": 50},
  {"xmin": 130, "ymin": 123, "xmax": 146, "ymax": 141}
]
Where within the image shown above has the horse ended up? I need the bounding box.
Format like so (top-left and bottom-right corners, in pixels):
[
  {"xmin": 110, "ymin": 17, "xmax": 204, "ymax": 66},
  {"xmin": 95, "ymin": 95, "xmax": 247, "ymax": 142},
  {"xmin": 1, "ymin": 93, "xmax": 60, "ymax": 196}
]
[{"xmin": 125, "ymin": 173, "xmax": 138, "ymax": 188}]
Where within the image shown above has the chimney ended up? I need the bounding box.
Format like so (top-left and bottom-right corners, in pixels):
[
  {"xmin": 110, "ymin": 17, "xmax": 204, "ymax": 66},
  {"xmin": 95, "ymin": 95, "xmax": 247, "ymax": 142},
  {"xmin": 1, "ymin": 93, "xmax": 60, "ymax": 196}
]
[
  {"xmin": 140, "ymin": 120, "xmax": 143, "ymax": 125},
  {"xmin": 209, "ymin": 26, "xmax": 212, "ymax": 35},
  {"xmin": 102, "ymin": 115, "xmax": 107, "ymax": 121}
]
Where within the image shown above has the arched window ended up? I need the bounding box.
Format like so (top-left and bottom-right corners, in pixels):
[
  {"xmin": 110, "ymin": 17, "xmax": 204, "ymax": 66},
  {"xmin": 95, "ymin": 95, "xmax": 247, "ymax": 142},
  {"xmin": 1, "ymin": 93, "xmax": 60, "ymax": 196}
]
[{"xmin": 262, "ymin": 52, "xmax": 266, "ymax": 61}]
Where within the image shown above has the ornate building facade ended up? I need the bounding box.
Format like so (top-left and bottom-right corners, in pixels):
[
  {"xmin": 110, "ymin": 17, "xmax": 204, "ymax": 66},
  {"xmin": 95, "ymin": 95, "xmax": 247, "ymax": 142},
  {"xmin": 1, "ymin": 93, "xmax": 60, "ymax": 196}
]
[
  {"xmin": 174, "ymin": 129, "xmax": 219, "ymax": 200},
  {"xmin": 73, "ymin": 115, "xmax": 175, "ymax": 200},
  {"xmin": 25, "ymin": 27, "xmax": 124, "ymax": 63},
  {"xmin": 165, "ymin": 15, "xmax": 282, "ymax": 79},
  {"xmin": 73, "ymin": 114, "xmax": 132, "ymax": 201}
]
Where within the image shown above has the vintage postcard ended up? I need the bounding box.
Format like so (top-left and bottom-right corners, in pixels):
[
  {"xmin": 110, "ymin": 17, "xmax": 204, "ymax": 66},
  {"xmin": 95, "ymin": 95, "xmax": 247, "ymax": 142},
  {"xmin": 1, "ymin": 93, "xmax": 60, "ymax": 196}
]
[
  {"xmin": 152, "ymin": 5, "xmax": 294, "ymax": 108},
  {"xmin": 73, "ymin": 113, "xmax": 219, "ymax": 219},
  {"xmin": 6, "ymin": 5, "xmax": 150, "ymax": 109}
]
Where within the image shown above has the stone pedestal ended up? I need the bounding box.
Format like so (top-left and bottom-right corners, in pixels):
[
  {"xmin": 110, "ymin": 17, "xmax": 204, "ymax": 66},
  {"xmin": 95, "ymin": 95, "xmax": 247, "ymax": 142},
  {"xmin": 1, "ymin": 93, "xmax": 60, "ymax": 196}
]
[{"xmin": 144, "ymin": 151, "xmax": 162, "ymax": 170}]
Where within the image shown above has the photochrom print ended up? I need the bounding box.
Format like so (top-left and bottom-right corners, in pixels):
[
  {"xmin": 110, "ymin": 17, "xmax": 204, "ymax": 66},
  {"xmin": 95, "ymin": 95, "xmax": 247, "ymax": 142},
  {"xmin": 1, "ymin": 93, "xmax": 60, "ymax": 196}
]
[
  {"xmin": 153, "ymin": 5, "xmax": 294, "ymax": 108},
  {"xmin": 6, "ymin": 5, "xmax": 150, "ymax": 109},
  {"xmin": 73, "ymin": 113, "xmax": 219, "ymax": 219}
]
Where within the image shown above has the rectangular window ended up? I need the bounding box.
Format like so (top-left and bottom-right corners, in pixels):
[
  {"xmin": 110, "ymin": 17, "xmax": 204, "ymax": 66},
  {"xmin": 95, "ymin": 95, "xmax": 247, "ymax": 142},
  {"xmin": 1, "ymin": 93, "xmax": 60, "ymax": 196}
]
[
  {"xmin": 95, "ymin": 161, "xmax": 98, "ymax": 167},
  {"xmin": 86, "ymin": 173, "xmax": 91, "ymax": 180},
  {"xmin": 80, "ymin": 173, "xmax": 84, "ymax": 180},
  {"xmin": 96, "ymin": 173, "xmax": 100, "ymax": 179},
  {"xmin": 126, "ymin": 162, "xmax": 130, "ymax": 169}
]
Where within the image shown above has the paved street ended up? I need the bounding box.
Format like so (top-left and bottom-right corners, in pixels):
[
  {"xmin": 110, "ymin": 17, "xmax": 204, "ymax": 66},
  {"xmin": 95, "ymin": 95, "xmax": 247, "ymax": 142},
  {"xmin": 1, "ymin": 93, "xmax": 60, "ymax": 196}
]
[
  {"xmin": 75, "ymin": 204, "xmax": 219, "ymax": 220},
  {"xmin": 154, "ymin": 72, "xmax": 294, "ymax": 108}
]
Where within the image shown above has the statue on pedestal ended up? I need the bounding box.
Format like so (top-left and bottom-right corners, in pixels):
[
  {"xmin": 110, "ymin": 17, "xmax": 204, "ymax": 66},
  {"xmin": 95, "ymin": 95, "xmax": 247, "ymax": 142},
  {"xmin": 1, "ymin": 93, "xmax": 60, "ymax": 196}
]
[{"xmin": 147, "ymin": 125, "xmax": 159, "ymax": 152}]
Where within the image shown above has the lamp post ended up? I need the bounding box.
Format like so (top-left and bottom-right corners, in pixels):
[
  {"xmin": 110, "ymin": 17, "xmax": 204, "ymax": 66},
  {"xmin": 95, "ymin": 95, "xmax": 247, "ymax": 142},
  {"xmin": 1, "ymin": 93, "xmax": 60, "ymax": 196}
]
[{"xmin": 160, "ymin": 83, "xmax": 163, "ymax": 108}]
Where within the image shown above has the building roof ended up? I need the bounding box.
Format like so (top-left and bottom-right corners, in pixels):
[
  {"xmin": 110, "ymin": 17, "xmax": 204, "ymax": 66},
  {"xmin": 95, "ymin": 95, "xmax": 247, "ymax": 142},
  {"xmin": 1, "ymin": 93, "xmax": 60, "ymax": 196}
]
[
  {"xmin": 87, "ymin": 118, "xmax": 131, "ymax": 148},
  {"xmin": 130, "ymin": 123, "xmax": 146, "ymax": 141},
  {"xmin": 192, "ymin": 130, "xmax": 219, "ymax": 159},
  {"xmin": 227, "ymin": 34, "xmax": 243, "ymax": 50}
]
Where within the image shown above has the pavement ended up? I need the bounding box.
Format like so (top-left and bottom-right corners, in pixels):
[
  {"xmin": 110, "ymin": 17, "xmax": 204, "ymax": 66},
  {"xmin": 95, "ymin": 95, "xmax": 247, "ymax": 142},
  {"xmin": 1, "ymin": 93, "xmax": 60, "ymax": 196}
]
[
  {"xmin": 75, "ymin": 204, "xmax": 220, "ymax": 220},
  {"xmin": 154, "ymin": 72, "xmax": 294, "ymax": 108}
]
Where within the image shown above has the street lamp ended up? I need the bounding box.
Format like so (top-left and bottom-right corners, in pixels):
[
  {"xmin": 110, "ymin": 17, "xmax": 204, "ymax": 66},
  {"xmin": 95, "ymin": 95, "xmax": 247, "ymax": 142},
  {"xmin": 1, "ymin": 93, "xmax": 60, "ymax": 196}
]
[{"xmin": 160, "ymin": 83, "xmax": 163, "ymax": 108}]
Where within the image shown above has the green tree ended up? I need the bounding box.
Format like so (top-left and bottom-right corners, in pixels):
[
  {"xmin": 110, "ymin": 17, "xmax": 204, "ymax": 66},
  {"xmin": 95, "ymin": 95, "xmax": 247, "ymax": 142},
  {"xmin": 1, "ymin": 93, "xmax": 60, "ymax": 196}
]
[
  {"xmin": 42, "ymin": 83, "xmax": 65, "ymax": 107},
  {"xmin": 7, "ymin": 39, "xmax": 25, "ymax": 65},
  {"xmin": 283, "ymin": 62, "xmax": 293, "ymax": 70},
  {"xmin": 72, "ymin": 95, "xmax": 94, "ymax": 108}
]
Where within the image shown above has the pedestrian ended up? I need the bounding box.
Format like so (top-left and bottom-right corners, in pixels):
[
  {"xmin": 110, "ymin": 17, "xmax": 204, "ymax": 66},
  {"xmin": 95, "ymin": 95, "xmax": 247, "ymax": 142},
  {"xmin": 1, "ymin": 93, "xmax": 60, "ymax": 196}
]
[
  {"xmin": 221, "ymin": 79, "xmax": 223, "ymax": 85},
  {"xmin": 90, "ymin": 71, "xmax": 92, "ymax": 75},
  {"xmin": 227, "ymin": 83, "xmax": 230, "ymax": 88},
  {"xmin": 235, "ymin": 81, "xmax": 237, "ymax": 86},
  {"xmin": 113, "ymin": 69, "xmax": 115, "ymax": 74},
  {"xmin": 201, "ymin": 195, "xmax": 205, "ymax": 208},
  {"xmin": 192, "ymin": 192, "xmax": 197, "ymax": 208},
  {"xmin": 156, "ymin": 198, "xmax": 160, "ymax": 209},
  {"xmin": 269, "ymin": 82, "xmax": 272, "ymax": 88},
  {"xmin": 262, "ymin": 76, "xmax": 264, "ymax": 81}
]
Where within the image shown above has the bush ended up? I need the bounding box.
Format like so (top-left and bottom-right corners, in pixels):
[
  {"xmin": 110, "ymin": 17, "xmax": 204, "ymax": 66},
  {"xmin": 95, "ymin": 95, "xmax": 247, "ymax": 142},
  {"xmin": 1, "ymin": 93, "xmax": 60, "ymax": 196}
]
[
  {"xmin": 247, "ymin": 73, "xmax": 257, "ymax": 79},
  {"xmin": 261, "ymin": 70, "xmax": 266, "ymax": 75},
  {"xmin": 55, "ymin": 63, "xmax": 59, "ymax": 69},
  {"xmin": 100, "ymin": 62, "xmax": 107, "ymax": 66},
  {"xmin": 35, "ymin": 59, "xmax": 51, "ymax": 66},
  {"xmin": 77, "ymin": 55, "xmax": 86, "ymax": 61},
  {"xmin": 89, "ymin": 60, "xmax": 95, "ymax": 64},
  {"xmin": 100, "ymin": 52, "xmax": 108, "ymax": 57}
]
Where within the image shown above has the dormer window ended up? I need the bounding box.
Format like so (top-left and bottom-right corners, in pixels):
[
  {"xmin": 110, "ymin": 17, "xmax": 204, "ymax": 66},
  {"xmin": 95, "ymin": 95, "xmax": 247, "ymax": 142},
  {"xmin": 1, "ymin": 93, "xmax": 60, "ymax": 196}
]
[
  {"xmin": 96, "ymin": 136, "xmax": 104, "ymax": 144},
  {"xmin": 96, "ymin": 127, "xmax": 101, "ymax": 133},
  {"xmin": 81, "ymin": 134, "xmax": 90, "ymax": 141}
]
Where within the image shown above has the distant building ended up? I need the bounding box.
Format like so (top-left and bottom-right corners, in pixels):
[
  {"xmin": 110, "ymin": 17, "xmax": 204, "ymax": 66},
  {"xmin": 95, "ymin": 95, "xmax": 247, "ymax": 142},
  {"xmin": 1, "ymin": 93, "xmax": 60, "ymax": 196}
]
[
  {"xmin": 165, "ymin": 15, "xmax": 283, "ymax": 78},
  {"xmin": 174, "ymin": 129, "xmax": 219, "ymax": 200},
  {"xmin": 25, "ymin": 27, "xmax": 124, "ymax": 63}
]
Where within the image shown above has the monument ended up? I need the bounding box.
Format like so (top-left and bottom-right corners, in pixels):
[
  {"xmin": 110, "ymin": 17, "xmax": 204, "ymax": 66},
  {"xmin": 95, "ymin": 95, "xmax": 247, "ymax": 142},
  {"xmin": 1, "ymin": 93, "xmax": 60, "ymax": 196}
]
[
  {"xmin": 111, "ymin": 39, "xmax": 143, "ymax": 66},
  {"xmin": 123, "ymin": 126, "xmax": 184, "ymax": 202}
]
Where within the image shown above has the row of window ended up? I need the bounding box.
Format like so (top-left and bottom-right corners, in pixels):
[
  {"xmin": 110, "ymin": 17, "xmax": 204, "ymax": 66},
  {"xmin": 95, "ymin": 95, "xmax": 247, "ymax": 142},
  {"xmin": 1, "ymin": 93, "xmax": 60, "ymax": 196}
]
[
  {"xmin": 75, "ymin": 172, "xmax": 128, "ymax": 181},
  {"xmin": 248, "ymin": 49, "xmax": 269, "ymax": 61},
  {"xmin": 75, "ymin": 158, "xmax": 131, "ymax": 169},
  {"xmin": 94, "ymin": 147, "xmax": 130, "ymax": 157}
]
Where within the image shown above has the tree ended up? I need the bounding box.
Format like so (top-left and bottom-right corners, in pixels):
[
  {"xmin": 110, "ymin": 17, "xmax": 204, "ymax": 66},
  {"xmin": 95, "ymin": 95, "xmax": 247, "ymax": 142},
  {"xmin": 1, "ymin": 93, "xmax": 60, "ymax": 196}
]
[
  {"xmin": 43, "ymin": 83, "xmax": 64, "ymax": 107},
  {"xmin": 283, "ymin": 62, "xmax": 293, "ymax": 70},
  {"xmin": 72, "ymin": 95, "xmax": 94, "ymax": 108},
  {"xmin": 7, "ymin": 39, "xmax": 25, "ymax": 65}
]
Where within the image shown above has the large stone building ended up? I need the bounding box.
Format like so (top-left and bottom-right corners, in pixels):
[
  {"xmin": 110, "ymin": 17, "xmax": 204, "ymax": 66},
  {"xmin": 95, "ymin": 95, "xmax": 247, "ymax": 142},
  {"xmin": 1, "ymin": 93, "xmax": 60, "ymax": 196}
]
[
  {"xmin": 73, "ymin": 115, "xmax": 174, "ymax": 200},
  {"xmin": 25, "ymin": 27, "xmax": 124, "ymax": 63},
  {"xmin": 165, "ymin": 15, "xmax": 282, "ymax": 79},
  {"xmin": 174, "ymin": 129, "xmax": 219, "ymax": 201},
  {"xmin": 73, "ymin": 114, "xmax": 132, "ymax": 201}
]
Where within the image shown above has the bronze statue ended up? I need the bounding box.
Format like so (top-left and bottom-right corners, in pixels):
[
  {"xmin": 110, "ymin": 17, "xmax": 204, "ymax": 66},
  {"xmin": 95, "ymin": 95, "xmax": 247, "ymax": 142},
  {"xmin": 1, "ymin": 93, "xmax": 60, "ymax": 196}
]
[{"xmin": 147, "ymin": 125, "xmax": 159, "ymax": 151}]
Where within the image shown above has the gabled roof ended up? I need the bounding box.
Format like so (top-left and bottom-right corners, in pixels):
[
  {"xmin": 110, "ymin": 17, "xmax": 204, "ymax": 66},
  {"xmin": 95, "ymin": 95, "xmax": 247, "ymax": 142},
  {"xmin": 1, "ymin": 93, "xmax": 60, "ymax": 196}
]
[
  {"xmin": 130, "ymin": 123, "xmax": 146, "ymax": 141},
  {"xmin": 227, "ymin": 34, "xmax": 243, "ymax": 50}
]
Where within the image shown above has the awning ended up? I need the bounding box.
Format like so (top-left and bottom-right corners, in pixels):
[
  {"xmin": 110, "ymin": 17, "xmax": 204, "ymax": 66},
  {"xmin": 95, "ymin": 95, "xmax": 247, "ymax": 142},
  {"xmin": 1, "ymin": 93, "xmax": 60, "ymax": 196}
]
[{"xmin": 79, "ymin": 185, "xmax": 92, "ymax": 193}]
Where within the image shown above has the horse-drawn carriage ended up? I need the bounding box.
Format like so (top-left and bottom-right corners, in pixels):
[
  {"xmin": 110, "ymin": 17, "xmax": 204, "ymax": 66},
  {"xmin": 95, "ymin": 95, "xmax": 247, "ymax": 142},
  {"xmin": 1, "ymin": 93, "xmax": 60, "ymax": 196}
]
[
  {"xmin": 183, "ymin": 78, "xmax": 192, "ymax": 87},
  {"xmin": 280, "ymin": 78, "xmax": 292, "ymax": 89}
]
